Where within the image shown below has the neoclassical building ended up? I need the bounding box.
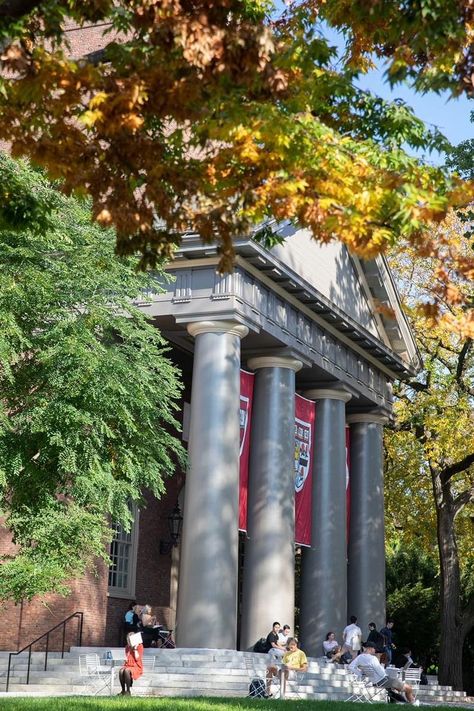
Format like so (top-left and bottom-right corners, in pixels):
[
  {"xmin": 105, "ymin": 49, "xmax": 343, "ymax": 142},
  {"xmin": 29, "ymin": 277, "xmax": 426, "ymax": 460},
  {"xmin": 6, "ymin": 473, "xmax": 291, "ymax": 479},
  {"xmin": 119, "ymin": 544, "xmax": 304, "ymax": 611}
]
[
  {"xmin": 143, "ymin": 223, "xmax": 419, "ymax": 655},
  {"xmin": 0, "ymin": 223, "xmax": 419, "ymax": 656}
]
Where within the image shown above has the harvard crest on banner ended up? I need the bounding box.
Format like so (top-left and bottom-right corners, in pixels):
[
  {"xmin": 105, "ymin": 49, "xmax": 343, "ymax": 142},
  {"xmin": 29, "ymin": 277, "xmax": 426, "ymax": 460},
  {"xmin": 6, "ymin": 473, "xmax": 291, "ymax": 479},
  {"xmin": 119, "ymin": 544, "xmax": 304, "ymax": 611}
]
[
  {"xmin": 239, "ymin": 370, "xmax": 254, "ymax": 531},
  {"xmin": 294, "ymin": 394, "xmax": 316, "ymax": 546}
]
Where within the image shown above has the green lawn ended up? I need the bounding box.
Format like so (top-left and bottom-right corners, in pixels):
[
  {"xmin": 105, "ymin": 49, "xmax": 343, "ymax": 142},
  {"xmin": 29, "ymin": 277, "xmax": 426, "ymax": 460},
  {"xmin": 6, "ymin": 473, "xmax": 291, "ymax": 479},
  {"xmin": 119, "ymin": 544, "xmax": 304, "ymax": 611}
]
[{"xmin": 0, "ymin": 698, "xmax": 454, "ymax": 711}]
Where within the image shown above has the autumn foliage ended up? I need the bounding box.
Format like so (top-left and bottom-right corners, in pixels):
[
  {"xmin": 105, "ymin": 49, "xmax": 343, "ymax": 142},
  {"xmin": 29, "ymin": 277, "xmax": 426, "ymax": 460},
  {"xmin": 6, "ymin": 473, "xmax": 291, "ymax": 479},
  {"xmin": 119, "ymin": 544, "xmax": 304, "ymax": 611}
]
[{"xmin": 0, "ymin": 0, "xmax": 473, "ymax": 330}]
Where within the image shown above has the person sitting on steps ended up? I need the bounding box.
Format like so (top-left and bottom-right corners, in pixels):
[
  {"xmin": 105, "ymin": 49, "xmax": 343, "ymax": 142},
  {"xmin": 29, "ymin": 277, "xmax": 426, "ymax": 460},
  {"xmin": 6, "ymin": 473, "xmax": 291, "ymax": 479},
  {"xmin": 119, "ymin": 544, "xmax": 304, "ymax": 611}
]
[
  {"xmin": 118, "ymin": 632, "xmax": 144, "ymax": 696},
  {"xmin": 323, "ymin": 631, "xmax": 345, "ymax": 663},
  {"xmin": 139, "ymin": 604, "xmax": 161, "ymax": 647},
  {"xmin": 266, "ymin": 637, "xmax": 308, "ymax": 697}
]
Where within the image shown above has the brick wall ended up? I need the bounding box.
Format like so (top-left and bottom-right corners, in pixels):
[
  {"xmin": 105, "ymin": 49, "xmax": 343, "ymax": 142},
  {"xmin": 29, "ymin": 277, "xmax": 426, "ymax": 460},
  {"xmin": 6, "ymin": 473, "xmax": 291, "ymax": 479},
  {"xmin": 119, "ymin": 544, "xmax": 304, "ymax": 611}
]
[
  {"xmin": 0, "ymin": 346, "xmax": 192, "ymax": 652},
  {"xmin": 0, "ymin": 482, "xmax": 185, "ymax": 651},
  {"xmin": 105, "ymin": 479, "xmax": 185, "ymax": 647},
  {"xmin": 0, "ymin": 525, "xmax": 108, "ymax": 651}
]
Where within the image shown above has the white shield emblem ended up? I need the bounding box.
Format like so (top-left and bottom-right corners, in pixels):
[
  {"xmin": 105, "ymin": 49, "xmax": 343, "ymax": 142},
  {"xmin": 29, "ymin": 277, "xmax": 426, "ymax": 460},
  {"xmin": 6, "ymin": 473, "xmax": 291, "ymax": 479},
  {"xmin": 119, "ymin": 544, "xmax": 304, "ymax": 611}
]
[
  {"xmin": 239, "ymin": 395, "xmax": 250, "ymax": 456},
  {"xmin": 294, "ymin": 417, "xmax": 312, "ymax": 492}
]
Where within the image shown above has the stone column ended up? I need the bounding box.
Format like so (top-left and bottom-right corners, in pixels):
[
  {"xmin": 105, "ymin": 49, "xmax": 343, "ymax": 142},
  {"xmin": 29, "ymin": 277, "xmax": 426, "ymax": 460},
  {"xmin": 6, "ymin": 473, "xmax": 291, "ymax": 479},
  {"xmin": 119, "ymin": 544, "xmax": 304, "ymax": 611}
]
[
  {"xmin": 346, "ymin": 413, "xmax": 388, "ymax": 633},
  {"xmin": 299, "ymin": 389, "xmax": 351, "ymax": 656},
  {"xmin": 176, "ymin": 320, "xmax": 248, "ymax": 649},
  {"xmin": 239, "ymin": 356, "xmax": 302, "ymax": 651}
]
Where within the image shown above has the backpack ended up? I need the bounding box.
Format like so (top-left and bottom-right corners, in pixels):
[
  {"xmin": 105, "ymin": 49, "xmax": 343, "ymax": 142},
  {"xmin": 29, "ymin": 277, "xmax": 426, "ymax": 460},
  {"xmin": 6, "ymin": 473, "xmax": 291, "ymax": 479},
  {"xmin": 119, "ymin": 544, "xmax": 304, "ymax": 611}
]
[
  {"xmin": 248, "ymin": 677, "xmax": 267, "ymax": 698},
  {"xmin": 387, "ymin": 689, "xmax": 408, "ymax": 704},
  {"xmin": 253, "ymin": 637, "xmax": 267, "ymax": 654}
]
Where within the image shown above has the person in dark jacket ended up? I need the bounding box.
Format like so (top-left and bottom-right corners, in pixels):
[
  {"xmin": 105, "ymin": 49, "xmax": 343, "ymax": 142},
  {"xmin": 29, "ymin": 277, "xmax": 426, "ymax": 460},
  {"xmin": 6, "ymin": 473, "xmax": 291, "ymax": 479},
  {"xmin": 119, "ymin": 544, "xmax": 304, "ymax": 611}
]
[
  {"xmin": 365, "ymin": 622, "xmax": 385, "ymax": 659},
  {"xmin": 380, "ymin": 619, "xmax": 396, "ymax": 664}
]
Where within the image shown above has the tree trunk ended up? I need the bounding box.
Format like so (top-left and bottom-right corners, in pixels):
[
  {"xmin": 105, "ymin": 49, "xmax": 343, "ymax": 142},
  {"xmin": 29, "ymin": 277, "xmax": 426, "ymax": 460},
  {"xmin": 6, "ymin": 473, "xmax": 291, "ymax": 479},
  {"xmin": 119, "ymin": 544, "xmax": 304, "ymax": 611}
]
[{"xmin": 437, "ymin": 503, "xmax": 465, "ymax": 690}]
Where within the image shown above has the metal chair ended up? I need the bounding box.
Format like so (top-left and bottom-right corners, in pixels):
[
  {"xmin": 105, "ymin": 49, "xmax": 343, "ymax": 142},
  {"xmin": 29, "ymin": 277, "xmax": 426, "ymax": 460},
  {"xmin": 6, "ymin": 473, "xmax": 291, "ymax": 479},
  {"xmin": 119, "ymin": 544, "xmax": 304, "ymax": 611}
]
[
  {"xmin": 142, "ymin": 656, "xmax": 156, "ymax": 672},
  {"xmin": 360, "ymin": 665, "xmax": 389, "ymax": 703},
  {"xmin": 158, "ymin": 627, "xmax": 175, "ymax": 648},
  {"xmin": 345, "ymin": 665, "xmax": 388, "ymax": 703},
  {"xmin": 244, "ymin": 654, "xmax": 277, "ymax": 698},
  {"xmin": 345, "ymin": 671, "xmax": 375, "ymax": 703},
  {"xmin": 79, "ymin": 653, "xmax": 114, "ymax": 695},
  {"xmin": 289, "ymin": 669, "xmax": 310, "ymax": 699},
  {"xmin": 404, "ymin": 667, "xmax": 421, "ymax": 700}
]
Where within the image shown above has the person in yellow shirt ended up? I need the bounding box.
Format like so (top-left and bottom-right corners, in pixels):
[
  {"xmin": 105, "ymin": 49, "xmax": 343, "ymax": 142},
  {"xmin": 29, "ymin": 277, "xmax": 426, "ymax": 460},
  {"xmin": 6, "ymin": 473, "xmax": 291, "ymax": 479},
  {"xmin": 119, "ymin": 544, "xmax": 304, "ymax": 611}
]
[{"xmin": 266, "ymin": 637, "xmax": 308, "ymax": 697}]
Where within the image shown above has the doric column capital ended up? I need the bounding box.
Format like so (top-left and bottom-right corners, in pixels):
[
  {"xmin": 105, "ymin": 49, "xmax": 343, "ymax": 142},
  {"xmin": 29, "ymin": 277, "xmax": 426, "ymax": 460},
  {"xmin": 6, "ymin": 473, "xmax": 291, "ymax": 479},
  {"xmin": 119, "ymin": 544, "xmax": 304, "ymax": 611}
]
[
  {"xmin": 346, "ymin": 412, "xmax": 389, "ymax": 425},
  {"xmin": 187, "ymin": 320, "xmax": 249, "ymax": 339},
  {"xmin": 304, "ymin": 388, "xmax": 352, "ymax": 403},
  {"xmin": 247, "ymin": 356, "xmax": 303, "ymax": 373}
]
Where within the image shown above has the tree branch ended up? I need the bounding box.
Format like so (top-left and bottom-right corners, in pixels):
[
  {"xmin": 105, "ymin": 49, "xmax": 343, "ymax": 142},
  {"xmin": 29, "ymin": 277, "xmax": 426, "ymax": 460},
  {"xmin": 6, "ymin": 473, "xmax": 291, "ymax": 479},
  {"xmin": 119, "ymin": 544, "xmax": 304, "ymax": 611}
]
[
  {"xmin": 439, "ymin": 453, "xmax": 474, "ymax": 487},
  {"xmin": 456, "ymin": 337, "xmax": 473, "ymax": 392},
  {"xmin": 406, "ymin": 379, "xmax": 430, "ymax": 393},
  {"xmin": 452, "ymin": 485, "xmax": 474, "ymax": 517}
]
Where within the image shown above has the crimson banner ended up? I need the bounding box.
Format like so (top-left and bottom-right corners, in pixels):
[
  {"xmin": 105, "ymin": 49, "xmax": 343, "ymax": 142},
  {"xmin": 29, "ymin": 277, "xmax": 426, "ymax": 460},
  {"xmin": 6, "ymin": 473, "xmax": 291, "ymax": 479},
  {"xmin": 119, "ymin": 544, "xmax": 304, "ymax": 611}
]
[
  {"xmin": 346, "ymin": 426, "xmax": 351, "ymax": 542},
  {"xmin": 294, "ymin": 394, "xmax": 316, "ymax": 546},
  {"xmin": 239, "ymin": 370, "xmax": 254, "ymax": 531}
]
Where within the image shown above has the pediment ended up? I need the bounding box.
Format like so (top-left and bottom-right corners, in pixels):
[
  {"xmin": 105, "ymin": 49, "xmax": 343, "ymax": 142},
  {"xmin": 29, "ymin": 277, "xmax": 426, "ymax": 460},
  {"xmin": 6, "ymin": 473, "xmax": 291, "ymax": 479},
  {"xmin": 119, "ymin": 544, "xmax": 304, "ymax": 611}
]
[{"xmin": 267, "ymin": 226, "xmax": 419, "ymax": 368}]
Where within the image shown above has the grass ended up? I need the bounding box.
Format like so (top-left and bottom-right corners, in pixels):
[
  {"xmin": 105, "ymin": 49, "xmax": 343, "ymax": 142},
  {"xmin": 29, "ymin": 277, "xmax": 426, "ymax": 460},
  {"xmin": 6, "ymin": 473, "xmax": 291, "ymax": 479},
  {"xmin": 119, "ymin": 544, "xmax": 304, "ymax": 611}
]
[{"xmin": 0, "ymin": 698, "xmax": 456, "ymax": 711}]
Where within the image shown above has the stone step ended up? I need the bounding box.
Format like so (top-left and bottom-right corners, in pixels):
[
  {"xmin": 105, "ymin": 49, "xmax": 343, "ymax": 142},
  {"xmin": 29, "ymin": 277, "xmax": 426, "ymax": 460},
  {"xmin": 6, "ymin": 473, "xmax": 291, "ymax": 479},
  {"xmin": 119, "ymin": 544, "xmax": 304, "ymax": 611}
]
[{"xmin": 0, "ymin": 646, "xmax": 466, "ymax": 705}]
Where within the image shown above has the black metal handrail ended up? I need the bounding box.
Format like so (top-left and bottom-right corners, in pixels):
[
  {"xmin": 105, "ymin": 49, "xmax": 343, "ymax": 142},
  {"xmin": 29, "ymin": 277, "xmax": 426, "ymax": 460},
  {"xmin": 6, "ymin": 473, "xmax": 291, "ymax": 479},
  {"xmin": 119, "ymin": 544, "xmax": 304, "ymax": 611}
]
[{"xmin": 6, "ymin": 611, "xmax": 83, "ymax": 692}]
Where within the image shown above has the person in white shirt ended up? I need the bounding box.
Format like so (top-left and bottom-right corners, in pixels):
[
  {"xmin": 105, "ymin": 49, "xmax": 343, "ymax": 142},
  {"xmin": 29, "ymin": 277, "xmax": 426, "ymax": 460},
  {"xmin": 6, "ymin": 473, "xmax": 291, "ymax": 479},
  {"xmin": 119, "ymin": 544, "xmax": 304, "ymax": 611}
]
[
  {"xmin": 342, "ymin": 615, "xmax": 362, "ymax": 659},
  {"xmin": 348, "ymin": 641, "xmax": 417, "ymax": 704},
  {"xmin": 278, "ymin": 625, "xmax": 291, "ymax": 646}
]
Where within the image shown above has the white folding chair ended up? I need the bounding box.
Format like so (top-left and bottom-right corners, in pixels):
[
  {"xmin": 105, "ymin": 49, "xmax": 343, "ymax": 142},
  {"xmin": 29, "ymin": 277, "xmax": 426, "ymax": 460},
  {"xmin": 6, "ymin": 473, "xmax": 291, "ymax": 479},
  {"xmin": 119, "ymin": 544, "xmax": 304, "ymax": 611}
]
[
  {"xmin": 243, "ymin": 654, "xmax": 270, "ymax": 698},
  {"xmin": 404, "ymin": 667, "xmax": 421, "ymax": 700},
  {"xmin": 79, "ymin": 653, "xmax": 114, "ymax": 695},
  {"xmin": 345, "ymin": 671, "xmax": 375, "ymax": 703},
  {"xmin": 345, "ymin": 665, "xmax": 388, "ymax": 703},
  {"xmin": 290, "ymin": 669, "xmax": 310, "ymax": 699},
  {"xmin": 142, "ymin": 656, "xmax": 156, "ymax": 672},
  {"xmin": 360, "ymin": 665, "xmax": 389, "ymax": 703}
]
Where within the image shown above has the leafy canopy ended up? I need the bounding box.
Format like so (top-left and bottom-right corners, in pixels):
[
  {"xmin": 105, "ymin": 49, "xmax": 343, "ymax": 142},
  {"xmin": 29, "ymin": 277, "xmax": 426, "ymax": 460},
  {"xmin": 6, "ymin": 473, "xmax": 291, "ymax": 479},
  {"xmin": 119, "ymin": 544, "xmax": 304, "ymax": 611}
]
[
  {"xmin": 0, "ymin": 153, "xmax": 185, "ymax": 602},
  {"xmin": 385, "ymin": 544, "xmax": 440, "ymax": 665},
  {"xmin": 386, "ymin": 210, "xmax": 474, "ymax": 567},
  {"xmin": 0, "ymin": 0, "xmax": 473, "ymax": 327}
]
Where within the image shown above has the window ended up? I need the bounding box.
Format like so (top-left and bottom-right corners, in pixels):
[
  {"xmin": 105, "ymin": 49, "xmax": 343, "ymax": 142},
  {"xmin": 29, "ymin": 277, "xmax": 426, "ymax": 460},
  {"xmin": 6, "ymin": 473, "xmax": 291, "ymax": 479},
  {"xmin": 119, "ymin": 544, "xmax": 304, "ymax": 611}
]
[{"xmin": 108, "ymin": 505, "xmax": 139, "ymax": 598}]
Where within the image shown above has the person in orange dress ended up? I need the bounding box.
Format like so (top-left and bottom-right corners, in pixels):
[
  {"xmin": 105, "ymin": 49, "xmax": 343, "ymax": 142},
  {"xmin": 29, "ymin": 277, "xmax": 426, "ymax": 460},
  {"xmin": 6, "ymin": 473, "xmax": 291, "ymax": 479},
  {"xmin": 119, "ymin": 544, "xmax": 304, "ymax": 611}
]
[{"xmin": 118, "ymin": 632, "xmax": 144, "ymax": 695}]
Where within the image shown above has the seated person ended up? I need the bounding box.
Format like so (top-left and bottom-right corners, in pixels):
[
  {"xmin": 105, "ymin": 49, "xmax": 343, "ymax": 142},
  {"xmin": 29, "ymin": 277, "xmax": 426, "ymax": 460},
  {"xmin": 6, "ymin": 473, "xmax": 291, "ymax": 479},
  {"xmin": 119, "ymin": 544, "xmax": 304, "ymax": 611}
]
[
  {"xmin": 118, "ymin": 632, "xmax": 144, "ymax": 696},
  {"xmin": 323, "ymin": 631, "xmax": 345, "ymax": 663},
  {"xmin": 348, "ymin": 641, "xmax": 417, "ymax": 704},
  {"xmin": 124, "ymin": 602, "xmax": 140, "ymax": 634},
  {"xmin": 139, "ymin": 604, "xmax": 161, "ymax": 647},
  {"xmin": 267, "ymin": 622, "xmax": 290, "ymax": 662},
  {"xmin": 266, "ymin": 637, "xmax": 308, "ymax": 696},
  {"xmin": 264, "ymin": 621, "xmax": 286, "ymax": 657},
  {"xmin": 278, "ymin": 624, "xmax": 291, "ymax": 648},
  {"xmin": 394, "ymin": 648, "xmax": 415, "ymax": 670}
]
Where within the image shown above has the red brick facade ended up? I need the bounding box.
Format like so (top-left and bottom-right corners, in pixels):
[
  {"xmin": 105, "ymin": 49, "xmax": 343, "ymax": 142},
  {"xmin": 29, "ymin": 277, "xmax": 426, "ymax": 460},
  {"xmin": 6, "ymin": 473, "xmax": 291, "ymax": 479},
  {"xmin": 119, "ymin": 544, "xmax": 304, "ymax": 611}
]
[
  {"xmin": 0, "ymin": 347, "xmax": 192, "ymax": 652},
  {"xmin": 0, "ymin": 478, "xmax": 185, "ymax": 652}
]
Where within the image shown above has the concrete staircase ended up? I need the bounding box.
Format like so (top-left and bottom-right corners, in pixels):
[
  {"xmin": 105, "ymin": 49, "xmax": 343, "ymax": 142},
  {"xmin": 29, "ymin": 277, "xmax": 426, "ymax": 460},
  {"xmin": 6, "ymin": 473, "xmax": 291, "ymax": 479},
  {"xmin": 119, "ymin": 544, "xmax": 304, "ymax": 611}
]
[{"xmin": 0, "ymin": 647, "xmax": 469, "ymax": 704}]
